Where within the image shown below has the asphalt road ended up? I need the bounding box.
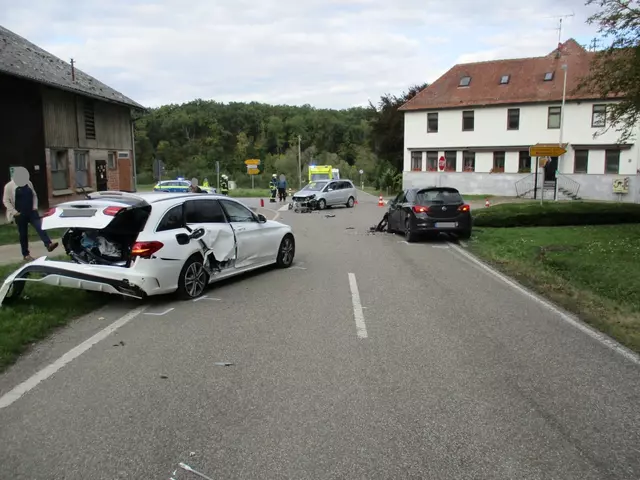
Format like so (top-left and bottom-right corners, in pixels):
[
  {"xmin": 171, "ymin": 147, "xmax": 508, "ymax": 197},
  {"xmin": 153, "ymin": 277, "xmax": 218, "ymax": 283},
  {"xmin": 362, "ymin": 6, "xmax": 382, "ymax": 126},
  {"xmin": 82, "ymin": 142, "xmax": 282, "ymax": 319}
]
[{"xmin": 1, "ymin": 192, "xmax": 640, "ymax": 479}]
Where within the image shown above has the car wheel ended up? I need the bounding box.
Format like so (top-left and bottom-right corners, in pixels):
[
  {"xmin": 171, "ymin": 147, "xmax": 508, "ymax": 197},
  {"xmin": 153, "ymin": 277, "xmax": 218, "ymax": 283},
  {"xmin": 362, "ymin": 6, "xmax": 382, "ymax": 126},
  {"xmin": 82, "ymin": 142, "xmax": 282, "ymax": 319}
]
[
  {"xmin": 346, "ymin": 196, "xmax": 355, "ymax": 208},
  {"xmin": 276, "ymin": 234, "xmax": 295, "ymax": 268},
  {"xmin": 177, "ymin": 254, "xmax": 209, "ymax": 300},
  {"xmin": 405, "ymin": 218, "xmax": 418, "ymax": 243},
  {"xmin": 317, "ymin": 199, "xmax": 326, "ymax": 210},
  {"xmin": 458, "ymin": 228, "xmax": 472, "ymax": 240}
]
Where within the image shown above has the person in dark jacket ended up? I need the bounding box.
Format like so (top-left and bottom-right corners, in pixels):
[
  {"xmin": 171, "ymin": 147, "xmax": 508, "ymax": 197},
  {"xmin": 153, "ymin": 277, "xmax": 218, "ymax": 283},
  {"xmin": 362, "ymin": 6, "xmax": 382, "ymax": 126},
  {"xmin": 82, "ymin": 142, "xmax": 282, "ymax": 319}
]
[
  {"xmin": 189, "ymin": 178, "xmax": 205, "ymax": 193},
  {"xmin": 2, "ymin": 167, "xmax": 58, "ymax": 261}
]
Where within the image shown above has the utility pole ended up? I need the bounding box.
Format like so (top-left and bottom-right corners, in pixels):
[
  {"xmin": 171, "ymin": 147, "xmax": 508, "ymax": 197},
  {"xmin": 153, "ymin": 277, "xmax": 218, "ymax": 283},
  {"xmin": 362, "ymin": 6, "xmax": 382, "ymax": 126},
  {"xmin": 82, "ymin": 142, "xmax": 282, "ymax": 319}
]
[
  {"xmin": 297, "ymin": 135, "xmax": 302, "ymax": 189},
  {"xmin": 589, "ymin": 38, "xmax": 600, "ymax": 52},
  {"xmin": 556, "ymin": 63, "xmax": 568, "ymax": 202}
]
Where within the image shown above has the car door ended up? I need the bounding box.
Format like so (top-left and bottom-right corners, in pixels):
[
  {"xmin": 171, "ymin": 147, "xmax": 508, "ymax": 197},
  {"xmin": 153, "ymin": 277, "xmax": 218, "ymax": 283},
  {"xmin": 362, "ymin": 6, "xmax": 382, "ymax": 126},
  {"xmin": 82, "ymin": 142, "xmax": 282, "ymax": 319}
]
[
  {"xmin": 184, "ymin": 199, "xmax": 236, "ymax": 266},
  {"xmin": 388, "ymin": 192, "xmax": 404, "ymax": 230},
  {"xmin": 218, "ymin": 199, "xmax": 266, "ymax": 267},
  {"xmin": 324, "ymin": 181, "xmax": 341, "ymax": 206}
]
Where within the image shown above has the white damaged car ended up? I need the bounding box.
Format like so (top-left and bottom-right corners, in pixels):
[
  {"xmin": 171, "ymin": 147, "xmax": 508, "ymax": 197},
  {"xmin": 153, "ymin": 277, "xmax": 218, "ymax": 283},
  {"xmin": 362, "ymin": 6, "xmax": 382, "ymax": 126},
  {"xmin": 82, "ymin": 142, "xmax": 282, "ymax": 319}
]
[{"xmin": 0, "ymin": 191, "xmax": 295, "ymax": 305}]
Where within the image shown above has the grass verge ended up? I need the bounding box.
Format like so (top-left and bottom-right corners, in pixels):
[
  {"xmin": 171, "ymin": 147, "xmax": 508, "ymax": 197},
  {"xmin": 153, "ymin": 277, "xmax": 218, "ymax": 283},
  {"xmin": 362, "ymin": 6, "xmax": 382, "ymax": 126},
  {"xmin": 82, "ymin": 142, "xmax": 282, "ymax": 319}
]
[
  {"xmin": 0, "ymin": 223, "xmax": 66, "ymax": 247},
  {"xmin": 469, "ymin": 224, "xmax": 640, "ymax": 353},
  {"xmin": 0, "ymin": 259, "xmax": 106, "ymax": 371}
]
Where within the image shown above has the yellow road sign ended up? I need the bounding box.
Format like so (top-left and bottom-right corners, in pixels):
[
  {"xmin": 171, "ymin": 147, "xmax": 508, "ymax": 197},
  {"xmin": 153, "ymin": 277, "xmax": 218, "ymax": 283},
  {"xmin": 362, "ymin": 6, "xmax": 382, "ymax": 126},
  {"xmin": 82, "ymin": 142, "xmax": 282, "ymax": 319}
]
[
  {"xmin": 244, "ymin": 159, "xmax": 260, "ymax": 165},
  {"xmin": 529, "ymin": 144, "xmax": 567, "ymax": 157},
  {"xmin": 247, "ymin": 169, "xmax": 260, "ymax": 175}
]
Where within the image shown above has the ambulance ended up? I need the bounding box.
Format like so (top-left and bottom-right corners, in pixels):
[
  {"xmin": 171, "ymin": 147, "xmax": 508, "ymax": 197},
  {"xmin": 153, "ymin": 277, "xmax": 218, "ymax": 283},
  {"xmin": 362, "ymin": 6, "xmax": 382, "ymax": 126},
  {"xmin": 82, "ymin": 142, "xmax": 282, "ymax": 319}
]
[{"xmin": 308, "ymin": 165, "xmax": 340, "ymax": 182}]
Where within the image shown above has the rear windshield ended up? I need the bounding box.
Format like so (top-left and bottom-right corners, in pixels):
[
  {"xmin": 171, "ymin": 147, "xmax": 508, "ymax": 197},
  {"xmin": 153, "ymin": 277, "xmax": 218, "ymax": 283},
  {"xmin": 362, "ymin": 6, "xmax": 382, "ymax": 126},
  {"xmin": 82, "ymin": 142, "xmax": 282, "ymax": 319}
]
[
  {"xmin": 303, "ymin": 181, "xmax": 327, "ymax": 191},
  {"xmin": 416, "ymin": 189, "xmax": 463, "ymax": 204}
]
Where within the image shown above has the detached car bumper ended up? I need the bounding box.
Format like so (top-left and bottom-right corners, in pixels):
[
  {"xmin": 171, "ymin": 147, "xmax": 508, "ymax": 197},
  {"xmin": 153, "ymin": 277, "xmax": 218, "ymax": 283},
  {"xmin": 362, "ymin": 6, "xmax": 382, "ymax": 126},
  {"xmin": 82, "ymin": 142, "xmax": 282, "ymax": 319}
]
[{"xmin": 0, "ymin": 257, "xmax": 164, "ymax": 306}]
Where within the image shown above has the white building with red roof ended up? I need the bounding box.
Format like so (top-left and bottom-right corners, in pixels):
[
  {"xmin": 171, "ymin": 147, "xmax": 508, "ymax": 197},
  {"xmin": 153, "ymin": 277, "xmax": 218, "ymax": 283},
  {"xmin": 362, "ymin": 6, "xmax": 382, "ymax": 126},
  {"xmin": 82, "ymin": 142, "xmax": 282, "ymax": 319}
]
[{"xmin": 399, "ymin": 39, "xmax": 638, "ymax": 202}]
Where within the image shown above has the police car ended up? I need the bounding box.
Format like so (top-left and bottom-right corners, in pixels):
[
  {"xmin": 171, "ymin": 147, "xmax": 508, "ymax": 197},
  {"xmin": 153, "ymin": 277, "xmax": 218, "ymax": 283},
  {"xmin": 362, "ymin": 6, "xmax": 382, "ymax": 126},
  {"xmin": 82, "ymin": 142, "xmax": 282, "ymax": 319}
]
[{"xmin": 153, "ymin": 178, "xmax": 216, "ymax": 194}]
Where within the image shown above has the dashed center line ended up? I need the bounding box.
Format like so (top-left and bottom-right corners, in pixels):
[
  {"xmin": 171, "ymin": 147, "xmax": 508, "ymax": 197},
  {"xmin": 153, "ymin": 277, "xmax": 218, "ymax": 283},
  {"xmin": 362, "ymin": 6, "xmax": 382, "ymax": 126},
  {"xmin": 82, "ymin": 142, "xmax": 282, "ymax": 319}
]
[{"xmin": 348, "ymin": 273, "xmax": 368, "ymax": 339}]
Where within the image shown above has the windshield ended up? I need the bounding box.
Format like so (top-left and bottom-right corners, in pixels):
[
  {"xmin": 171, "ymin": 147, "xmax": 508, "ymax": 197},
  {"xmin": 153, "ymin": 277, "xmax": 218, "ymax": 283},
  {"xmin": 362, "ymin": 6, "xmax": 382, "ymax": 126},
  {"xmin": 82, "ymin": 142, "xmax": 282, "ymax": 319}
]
[
  {"xmin": 310, "ymin": 173, "xmax": 330, "ymax": 181},
  {"xmin": 303, "ymin": 181, "xmax": 328, "ymax": 191},
  {"xmin": 416, "ymin": 189, "xmax": 463, "ymax": 204}
]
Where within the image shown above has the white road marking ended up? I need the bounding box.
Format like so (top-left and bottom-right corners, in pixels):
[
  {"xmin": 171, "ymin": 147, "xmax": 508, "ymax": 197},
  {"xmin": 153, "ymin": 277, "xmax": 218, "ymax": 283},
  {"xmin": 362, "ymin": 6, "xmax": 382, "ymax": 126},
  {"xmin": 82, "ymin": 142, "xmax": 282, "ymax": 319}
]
[
  {"xmin": 348, "ymin": 273, "xmax": 368, "ymax": 339},
  {"xmin": 278, "ymin": 205, "xmax": 290, "ymax": 212},
  {"xmin": 290, "ymin": 266, "xmax": 307, "ymax": 270},
  {"xmin": 0, "ymin": 306, "xmax": 147, "ymax": 410},
  {"xmin": 192, "ymin": 296, "xmax": 221, "ymax": 302},
  {"xmin": 398, "ymin": 241, "xmax": 419, "ymax": 246},
  {"xmin": 144, "ymin": 308, "xmax": 174, "ymax": 316},
  {"xmin": 431, "ymin": 245, "xmax": 450, "ymax": 249},
  {"xmin": 449, "ymin": 244, "xmax": 640, "ymax": 366}
]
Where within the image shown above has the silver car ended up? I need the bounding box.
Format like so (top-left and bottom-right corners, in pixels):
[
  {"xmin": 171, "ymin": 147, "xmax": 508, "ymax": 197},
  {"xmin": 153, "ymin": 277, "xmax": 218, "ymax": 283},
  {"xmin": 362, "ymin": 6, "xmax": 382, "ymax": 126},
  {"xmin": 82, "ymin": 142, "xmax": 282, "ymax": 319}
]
[{"xmin": 291, "ymin": 179, "xmax": 358, "ymax": 210}]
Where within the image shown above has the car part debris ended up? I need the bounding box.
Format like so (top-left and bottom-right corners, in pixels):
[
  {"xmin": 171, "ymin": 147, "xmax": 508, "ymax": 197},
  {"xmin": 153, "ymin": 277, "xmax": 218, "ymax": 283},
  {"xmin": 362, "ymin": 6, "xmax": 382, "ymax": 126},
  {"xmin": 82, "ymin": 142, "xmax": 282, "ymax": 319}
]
[
  {"xmin": 178, "ymin": 462, "xmax": 214, "ymax": 480},
  {"xmin": 324, "ymin": 214, "xmax": 335, "ymax": 218},
  {"xmin": 160, "ymin": 375, "xmax": 169, "ymax": 379},
  {"xmin": 214, "ymin": 362, "xmax": 234, "ymax": 366},
  {"xmin": 370, "ymin": 212, "xmax": 389, "ymax": 233},
  {"xmin": 345, "ymin": 227, "xmax": 354, "ymax": 230}
]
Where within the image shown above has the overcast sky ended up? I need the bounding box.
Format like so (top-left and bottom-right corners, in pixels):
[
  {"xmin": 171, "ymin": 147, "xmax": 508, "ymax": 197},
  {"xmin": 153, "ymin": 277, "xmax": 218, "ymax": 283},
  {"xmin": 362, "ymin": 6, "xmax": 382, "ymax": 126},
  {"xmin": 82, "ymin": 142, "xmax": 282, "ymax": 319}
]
[{"xmin": 2, "ymin": 0, "xmax": 600, "ymax": 109}]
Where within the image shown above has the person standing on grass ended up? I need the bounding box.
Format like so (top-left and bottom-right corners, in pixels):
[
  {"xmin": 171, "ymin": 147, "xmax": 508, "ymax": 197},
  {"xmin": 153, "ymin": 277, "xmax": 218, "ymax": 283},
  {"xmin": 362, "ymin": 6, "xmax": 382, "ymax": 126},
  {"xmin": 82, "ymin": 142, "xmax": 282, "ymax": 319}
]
[{"xmin": 2, "ymin": 166, "xmax": 58, "ymax": 262}]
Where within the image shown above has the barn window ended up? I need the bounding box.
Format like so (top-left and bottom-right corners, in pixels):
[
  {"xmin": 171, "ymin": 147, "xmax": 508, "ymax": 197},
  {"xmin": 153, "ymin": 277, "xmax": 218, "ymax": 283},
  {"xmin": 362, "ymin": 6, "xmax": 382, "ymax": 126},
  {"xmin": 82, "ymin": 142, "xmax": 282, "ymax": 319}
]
[{"xmin": 83, "ymin": 100, "xmax": 96, "ymax": 140}]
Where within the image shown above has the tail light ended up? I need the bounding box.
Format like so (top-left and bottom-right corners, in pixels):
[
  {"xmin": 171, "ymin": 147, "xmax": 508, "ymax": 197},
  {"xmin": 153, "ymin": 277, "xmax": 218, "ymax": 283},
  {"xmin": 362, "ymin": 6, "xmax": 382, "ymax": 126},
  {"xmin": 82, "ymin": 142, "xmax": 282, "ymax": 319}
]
[
  {"xmin": 131, "ymin": 241, "xmax": 164, "ymax": 258},
  {"xmin": 42, "ymin": 208, "xmax": 56, "ymax": 218},
  {"xmin": 413, "ymin": 205, "xmax": 430, "ymax": 213},
  {"xmin": 103, "ymin": 206, "xmax": 124, "ymax": 216},
  {"xmin": 458, "ymin": 204, "xmax": 471, "ymax": 212}
]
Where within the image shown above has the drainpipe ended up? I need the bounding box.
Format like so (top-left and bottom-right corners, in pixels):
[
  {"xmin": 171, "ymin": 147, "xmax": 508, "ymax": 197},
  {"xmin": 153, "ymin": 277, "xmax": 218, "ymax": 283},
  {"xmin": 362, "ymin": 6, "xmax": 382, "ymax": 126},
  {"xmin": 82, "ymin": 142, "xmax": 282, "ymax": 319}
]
[
  {"xmin": 130, "ymin": 114, "xmax": 137, "ymax": 191},
  {"xmin": 556, "ymin": 63, "xmax": 568, "ymax": 201}
]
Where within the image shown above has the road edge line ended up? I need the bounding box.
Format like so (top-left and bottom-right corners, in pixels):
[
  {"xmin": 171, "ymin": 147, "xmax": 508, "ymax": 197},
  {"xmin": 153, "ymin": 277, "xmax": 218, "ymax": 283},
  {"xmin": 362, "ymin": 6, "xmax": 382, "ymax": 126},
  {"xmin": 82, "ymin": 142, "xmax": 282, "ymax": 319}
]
[
  {"xmin": 258, "ymin": 206, "xmax": 280, "ymax": 221},
  {"xmin": 348, "ymin": 273, "xmax": 368, "ymax": 339},
  {"xmin": 448, "ymin": 243, "xmax": 640, "ymax": 366},
  {"xmin": 0, "ymin": 305, "xmax": 148, "ymax": 410}
]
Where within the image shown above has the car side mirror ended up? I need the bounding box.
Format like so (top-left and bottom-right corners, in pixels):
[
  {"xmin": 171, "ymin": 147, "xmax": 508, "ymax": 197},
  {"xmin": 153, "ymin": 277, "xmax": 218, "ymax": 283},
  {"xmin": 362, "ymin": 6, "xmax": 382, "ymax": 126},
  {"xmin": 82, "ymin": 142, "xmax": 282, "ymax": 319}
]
[
  {"xmin": 175, "ymin": 233, "xmax": 190, "ymax": 245},
  {"xmin": 257, "ymin": 213, "xmax": 267, "ymax": 223},
  {"xmin": 190, "ymin": 228, "xmax": 205, "ymax": 240}
]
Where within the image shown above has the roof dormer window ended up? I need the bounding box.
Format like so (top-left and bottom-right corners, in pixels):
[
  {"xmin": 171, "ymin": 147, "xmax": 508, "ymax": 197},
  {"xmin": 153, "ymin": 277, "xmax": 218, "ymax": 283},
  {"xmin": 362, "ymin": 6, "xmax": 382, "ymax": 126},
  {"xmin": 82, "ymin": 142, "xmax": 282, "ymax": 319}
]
[
  {"xmin": 500, "ymin": 75, "xmax": 510, "ymax": 84},
  {"xmin": 544, "ymin": 72, "xmax": 554, "ymax": 81},
  {"xmin": 459, "ymin": 76, "xmax": 471, "ymax": 87}
]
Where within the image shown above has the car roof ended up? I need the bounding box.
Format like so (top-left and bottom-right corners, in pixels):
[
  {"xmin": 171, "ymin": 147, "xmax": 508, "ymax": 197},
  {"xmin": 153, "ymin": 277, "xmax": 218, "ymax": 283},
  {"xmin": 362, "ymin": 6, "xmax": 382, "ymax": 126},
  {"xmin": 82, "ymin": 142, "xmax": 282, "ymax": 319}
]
[
  {"xmin": 410, "ymin": 186, "xmax": 460, "ymax": 193},
  {"xmin": 80, "ymin": 191, "xmax": 234, "ymax": 205}
]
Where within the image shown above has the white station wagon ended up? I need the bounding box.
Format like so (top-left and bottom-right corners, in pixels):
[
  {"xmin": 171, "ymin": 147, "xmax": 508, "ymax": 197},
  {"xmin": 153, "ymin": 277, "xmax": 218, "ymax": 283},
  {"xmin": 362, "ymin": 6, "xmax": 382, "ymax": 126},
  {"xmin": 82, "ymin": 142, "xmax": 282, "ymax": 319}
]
[{"xmin": 0, "ymin": 191, "xmax": 295, "ymax": 304}]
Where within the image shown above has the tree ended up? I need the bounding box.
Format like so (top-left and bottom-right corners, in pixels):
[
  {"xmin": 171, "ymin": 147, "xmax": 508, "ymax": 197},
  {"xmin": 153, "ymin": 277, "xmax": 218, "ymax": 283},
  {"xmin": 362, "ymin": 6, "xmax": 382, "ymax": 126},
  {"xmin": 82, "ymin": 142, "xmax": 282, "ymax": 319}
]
[{"xmin": 581, "ymin": 0, "xmax": 640, "ymax": 141}]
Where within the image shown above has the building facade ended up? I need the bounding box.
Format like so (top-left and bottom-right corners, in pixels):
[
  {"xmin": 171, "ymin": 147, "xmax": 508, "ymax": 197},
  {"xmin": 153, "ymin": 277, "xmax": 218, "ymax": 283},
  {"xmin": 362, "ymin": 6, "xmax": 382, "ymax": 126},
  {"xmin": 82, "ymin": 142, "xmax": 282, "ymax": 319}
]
[
  {"xmin": 399, "ymin": 39, "xmax": 639, "ymax": 202},
  {"xmin": 0, "ymin": 25, "xmax": 144, "ymax": 212}
]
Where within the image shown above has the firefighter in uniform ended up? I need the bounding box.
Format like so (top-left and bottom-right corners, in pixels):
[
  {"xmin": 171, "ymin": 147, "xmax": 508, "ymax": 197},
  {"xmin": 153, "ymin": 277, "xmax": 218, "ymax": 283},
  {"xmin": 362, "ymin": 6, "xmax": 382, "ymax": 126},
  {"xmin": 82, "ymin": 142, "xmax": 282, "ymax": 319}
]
[
  {"xmin": 202, "ymin": 178, "xmax": 209, "ymax": 188},
  {"xmin": 220, "ymin": 174, "xmax": 229, "ymax": 195},
  {"xmin": 269, "ymin": 174, "xmax": 278, "ymax": 203}
]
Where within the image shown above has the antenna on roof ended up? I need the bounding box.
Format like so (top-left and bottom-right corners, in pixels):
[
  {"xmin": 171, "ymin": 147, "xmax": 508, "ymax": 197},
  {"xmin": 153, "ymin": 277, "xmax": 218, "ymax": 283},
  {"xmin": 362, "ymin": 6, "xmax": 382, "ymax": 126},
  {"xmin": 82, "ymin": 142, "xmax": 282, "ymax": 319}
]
[
  {"xmin": 588, "ymin": 37, "xmax": 601, "ymax": 52},
  {"xmin": 549, "ymin": 13, "xmax": 575, "ymax": 46},
  {"xmin": 70, "ymin": 58, "xmax": 75, "ymax": 82}
]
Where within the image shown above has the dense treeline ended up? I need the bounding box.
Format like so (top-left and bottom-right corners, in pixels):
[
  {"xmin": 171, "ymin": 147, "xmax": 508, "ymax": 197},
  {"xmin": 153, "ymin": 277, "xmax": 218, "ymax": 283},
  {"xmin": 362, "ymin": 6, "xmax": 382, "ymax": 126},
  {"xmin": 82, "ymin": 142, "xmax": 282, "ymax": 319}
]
[{"xmin": 134, "ymin": 84, "xmax": 427, "ymax": 190}]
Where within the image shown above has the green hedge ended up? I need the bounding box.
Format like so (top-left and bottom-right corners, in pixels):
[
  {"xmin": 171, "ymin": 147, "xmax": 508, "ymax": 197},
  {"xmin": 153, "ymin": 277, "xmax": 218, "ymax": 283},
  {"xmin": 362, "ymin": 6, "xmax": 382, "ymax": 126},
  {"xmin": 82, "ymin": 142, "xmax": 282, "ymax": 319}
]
[{"xmin": 473, "ymin": 202, "xmax": 640, "ymax": 228}]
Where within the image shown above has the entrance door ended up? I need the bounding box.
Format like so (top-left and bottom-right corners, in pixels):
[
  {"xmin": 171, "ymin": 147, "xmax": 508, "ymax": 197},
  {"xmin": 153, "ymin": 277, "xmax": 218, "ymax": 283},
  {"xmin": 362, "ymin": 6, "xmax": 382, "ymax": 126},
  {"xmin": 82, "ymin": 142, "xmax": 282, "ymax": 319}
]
[
  {"xmin": 544, "ymin": 156, "xmax": 558, "ymax": 181},
  {"xmin": 95, "ymin": 160, "xmax": 108, "ymax": 191},
  {"xmin": 118, "ymin": 157, "xmax": 132, "ymax": 191}
]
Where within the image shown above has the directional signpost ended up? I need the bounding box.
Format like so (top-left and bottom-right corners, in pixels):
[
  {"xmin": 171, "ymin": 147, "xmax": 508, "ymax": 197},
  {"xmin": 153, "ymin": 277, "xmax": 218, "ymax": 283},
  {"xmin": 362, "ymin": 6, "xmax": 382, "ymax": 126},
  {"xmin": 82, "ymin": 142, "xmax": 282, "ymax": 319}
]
[
  {"xmin": 245, "ymin": 159, "xmax": 261, "ymax": 189},
  {"xmin": 529, "ymin": 144, "xmax": 567, "ymax": 204}
]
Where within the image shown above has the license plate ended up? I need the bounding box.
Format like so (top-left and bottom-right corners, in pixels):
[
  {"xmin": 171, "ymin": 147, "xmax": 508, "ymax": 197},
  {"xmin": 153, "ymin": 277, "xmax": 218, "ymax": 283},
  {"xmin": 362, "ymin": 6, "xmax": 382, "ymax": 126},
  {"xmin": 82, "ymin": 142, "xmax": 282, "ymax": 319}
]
[
  {"xmin": 435, "ymin": 222, "xmax": 457, "ymax": 228},
  {"xmin": 60, "ymin": 209, "xmax": 97, "ymax": 217}
]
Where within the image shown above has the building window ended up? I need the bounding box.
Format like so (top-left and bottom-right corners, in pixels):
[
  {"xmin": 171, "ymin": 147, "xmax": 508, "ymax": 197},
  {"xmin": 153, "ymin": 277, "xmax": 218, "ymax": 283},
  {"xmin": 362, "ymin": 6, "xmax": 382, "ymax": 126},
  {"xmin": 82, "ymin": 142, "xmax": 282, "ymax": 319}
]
[
  {"xmin": 459, "ymin": 76, "xmax": 471, "ymax": 87},
  {"xmin": 427, "ymin": 112, "xmax": 438, "ymax": 133},
  {"xmin": 426, "ymin": 151, "xmax": 438, "ymax": 171},
  {"xmin": 605, "ymin": 149, "xmax": 620, "ymax": 174},
  {"xmin": 463, "ymin": 151, "xmax": 475, "ymax": 172},
  {"xmin": 74, "ymin": 151, "xmax": 89, "ymax": 187},
  {"xmin": 493, "ymin": 151, "xmax": 505, "ymax": 172},
  {"xmin": 544, "ymin": 72, "xmax": 554, "ymax": 81},
  {"xmin": 518, "ymin": 151, "xmax": 531, "ymax": 173},
  {"xmin": 51, "ymin": 150, "xmax": 69, "ymax": 190},
  {"xmin": 592, "ymin": 104, "xmax": 607, "ymax": 128},
  {"xmin": 507, "ymin": 108, "xmax": 520, "ymax": 130},
  {"xmin": 411, "ymin": 151, "xmax": 422, "ymax": 171},
  {"xmin": 548, "ymin": 106, "xmax": 561, "ymax": 129},
  {"xmin": 83, "ymin": 100, "xmax": 96, "ymax": 140},
  {"xmin": 574, "ymin": 150, "xmax": 589, "ymax": 173},
  {"xmin": 444, "ymin": 151, "xmax": 456, "ymax": 171},
  {"xmin": 108, "ymin": 152, "xmax": 117, "ymax": 170},
  {"xmin": 500, "ymin": 75, "xmax": 510, "ymax": 84},
  {"xmin": 462, "ymin": 110, "xmax": 474, "ymax": 131}
]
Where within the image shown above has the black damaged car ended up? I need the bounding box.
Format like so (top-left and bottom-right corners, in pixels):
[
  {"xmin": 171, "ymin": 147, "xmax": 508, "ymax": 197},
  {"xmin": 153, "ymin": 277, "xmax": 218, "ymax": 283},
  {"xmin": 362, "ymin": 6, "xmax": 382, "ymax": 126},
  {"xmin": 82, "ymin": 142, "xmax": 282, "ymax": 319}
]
[{"xmin": 386, "ymin": 187, "xmax": 472, "ymax": 242}]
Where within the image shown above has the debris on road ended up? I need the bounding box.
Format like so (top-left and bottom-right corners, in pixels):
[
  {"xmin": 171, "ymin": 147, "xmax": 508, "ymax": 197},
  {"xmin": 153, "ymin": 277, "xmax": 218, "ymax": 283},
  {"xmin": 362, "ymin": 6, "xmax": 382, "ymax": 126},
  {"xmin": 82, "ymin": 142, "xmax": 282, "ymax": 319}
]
[
  {"xmin": 369, "ymin": 212, "xmax": 389, "ymax": 233},
  {"xmin": 214, "ymin": 362, "xmax": 234, "ymax": 367},
  {"xmin": 324, "ymin": 214, "xmax": 336, "ymax": 218},
  {"xmin": 112, "ymin": 340, "xmax": 125, "ymax": 347},
  {"xmin": 178, "ymin": 462, "xmax": 215, "ymax": 480},
  {"xmin": 160, "ymin": 375, "xmax": 169, "ymax": 379},
  {"xmin": 345, "ymin": 227, "xmax": 355, "ymax": 230}
]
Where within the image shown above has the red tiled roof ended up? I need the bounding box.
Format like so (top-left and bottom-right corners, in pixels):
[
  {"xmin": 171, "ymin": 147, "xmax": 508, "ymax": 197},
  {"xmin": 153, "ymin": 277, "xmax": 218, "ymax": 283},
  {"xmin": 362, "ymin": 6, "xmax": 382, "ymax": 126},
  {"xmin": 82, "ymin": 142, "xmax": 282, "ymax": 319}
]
[{"xmin": 399, "ymin": 39, "xmax": 610, "ymax": 111}]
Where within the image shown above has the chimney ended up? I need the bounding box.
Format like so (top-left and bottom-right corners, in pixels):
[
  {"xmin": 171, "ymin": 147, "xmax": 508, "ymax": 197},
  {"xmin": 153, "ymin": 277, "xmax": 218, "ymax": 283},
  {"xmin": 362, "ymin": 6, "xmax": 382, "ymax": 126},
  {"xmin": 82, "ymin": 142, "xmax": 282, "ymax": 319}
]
[
  {"xmin": 555, "ymin": 42, "xmax": 562, "ymax": 59},
  {"xmin": 70, "ymin": 58, "xmax": 75, "ymax": 82}
]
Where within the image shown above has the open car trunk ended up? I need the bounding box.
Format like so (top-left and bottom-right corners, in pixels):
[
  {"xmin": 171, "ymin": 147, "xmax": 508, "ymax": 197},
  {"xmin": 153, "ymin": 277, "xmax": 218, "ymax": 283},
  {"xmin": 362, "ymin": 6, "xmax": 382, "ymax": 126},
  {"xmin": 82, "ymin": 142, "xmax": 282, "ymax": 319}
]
[{"xmin": 43, "ymin": 195, "xmax": 152, "ymax": 267}]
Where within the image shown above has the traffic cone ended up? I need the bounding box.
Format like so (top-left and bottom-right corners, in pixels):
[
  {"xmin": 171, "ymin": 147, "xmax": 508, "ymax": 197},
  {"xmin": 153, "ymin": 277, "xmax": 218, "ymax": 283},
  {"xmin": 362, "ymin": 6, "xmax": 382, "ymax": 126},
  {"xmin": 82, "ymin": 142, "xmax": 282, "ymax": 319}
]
[
  {"xmin": 378, "ymin": 195, "xmax": 385, "ymax": 207},
  {"xmin": 485, "ymin": 198, "xmax": 490, "ymax": 208}
]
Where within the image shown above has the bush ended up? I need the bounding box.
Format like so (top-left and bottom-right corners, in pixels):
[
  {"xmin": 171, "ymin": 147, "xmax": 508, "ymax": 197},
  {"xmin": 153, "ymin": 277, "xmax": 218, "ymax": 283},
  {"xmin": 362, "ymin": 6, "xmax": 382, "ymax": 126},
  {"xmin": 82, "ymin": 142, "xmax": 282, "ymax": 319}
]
[{"xmin": 473, "ymin": 201, "xmax": 640, "ymax": 228}]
